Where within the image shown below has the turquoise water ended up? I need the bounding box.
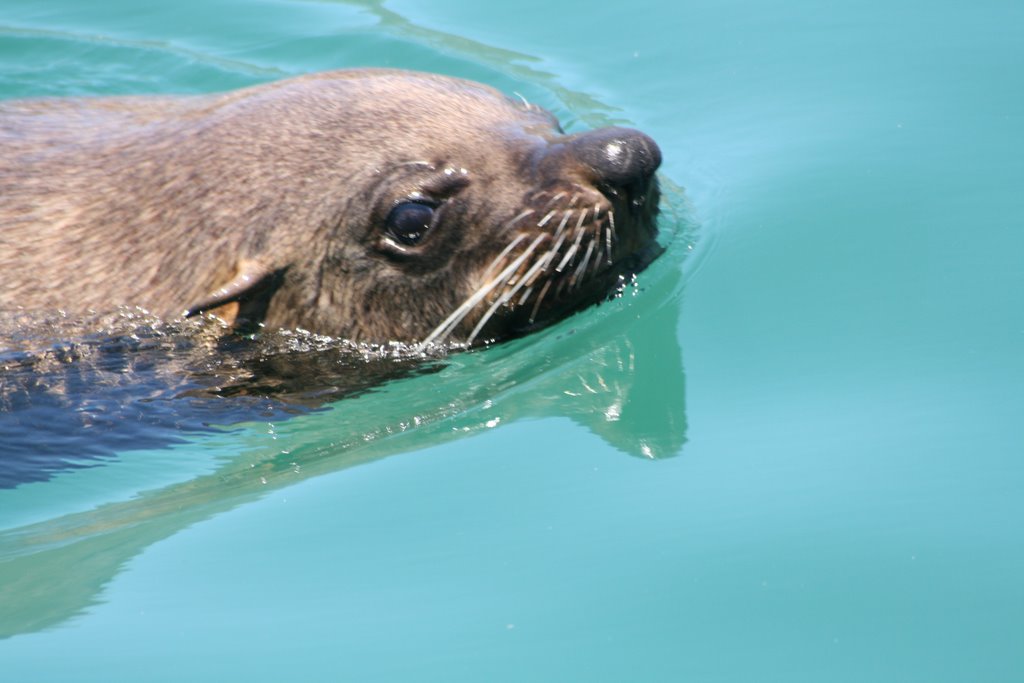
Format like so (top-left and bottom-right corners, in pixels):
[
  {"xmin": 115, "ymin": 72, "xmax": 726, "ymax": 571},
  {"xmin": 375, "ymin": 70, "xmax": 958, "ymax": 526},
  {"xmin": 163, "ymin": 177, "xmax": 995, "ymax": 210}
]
[{"xmin": 2, "ymin": 0, "xmax": 1023, "ymax": 680}]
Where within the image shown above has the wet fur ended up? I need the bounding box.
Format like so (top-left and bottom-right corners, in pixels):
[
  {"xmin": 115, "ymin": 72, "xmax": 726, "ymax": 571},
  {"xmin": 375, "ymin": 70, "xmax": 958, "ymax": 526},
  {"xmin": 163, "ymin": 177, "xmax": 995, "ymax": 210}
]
[{"xmin": 0, "ymin": 69, "xmax": 659, "ymax": 344}]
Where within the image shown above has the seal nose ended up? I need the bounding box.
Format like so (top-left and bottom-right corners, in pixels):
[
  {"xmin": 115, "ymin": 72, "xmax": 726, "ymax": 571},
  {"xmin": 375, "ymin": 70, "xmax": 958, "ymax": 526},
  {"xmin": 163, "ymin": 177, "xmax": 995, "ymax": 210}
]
[{"xmin": 568, "ymin": 126, "xmax": 662, "ymax": 190}]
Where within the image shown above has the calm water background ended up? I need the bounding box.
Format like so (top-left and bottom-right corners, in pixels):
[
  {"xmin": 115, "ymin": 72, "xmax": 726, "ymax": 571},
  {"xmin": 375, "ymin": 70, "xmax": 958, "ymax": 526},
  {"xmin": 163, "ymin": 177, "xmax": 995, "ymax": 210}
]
[{"xmin": 2, "ymin": 0, "xmax": 1023, "ymax": 680}]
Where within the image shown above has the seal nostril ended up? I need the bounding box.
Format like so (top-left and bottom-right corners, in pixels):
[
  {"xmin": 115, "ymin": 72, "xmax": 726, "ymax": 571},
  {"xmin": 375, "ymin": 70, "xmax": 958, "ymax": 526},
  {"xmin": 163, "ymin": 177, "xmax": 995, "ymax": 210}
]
[{"xmin": 569, "ymin": 126, "xmax": 662, "ymax": 189}]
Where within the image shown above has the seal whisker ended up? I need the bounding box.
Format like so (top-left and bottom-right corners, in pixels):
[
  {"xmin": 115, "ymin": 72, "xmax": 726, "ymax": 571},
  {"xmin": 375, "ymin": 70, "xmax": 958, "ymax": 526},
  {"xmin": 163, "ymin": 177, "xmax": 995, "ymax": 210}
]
[
  {"xmin": 527, "ymin": 280, "xmax": 552, "ymax": 324},
  {"xmin": 571, "ymin": 239, "xmax": 597, "ymax": 288},
  {"xmin": 594, "ymin": 234, "xmax": 607, "ymax": 274},
  {"xmin": 542, "ymin": 239, "xmax": 562, "ymax": 269},
  {"xmin": 553, "ymin": 210, "xmax": 573, "ymax": 241},
  {"xmin": 517, "ymin": 253, "xmax": 553, "ymax": 292},
  {"xmin": 517, "ymin": 286, "xmax": 534, "ymax": 306},
  {"xmin": 419, "ymin": 234, "xmax": 546, "ymax": 347},
  {"xmin": 537, "ymin": 210, "xmax": 557, "ymax": 228},
  {"xmin": 545, "ymin": 231, "xmax": 569, "ymax": 268},
  {"xmin": 421, "ymin": 277, "xmax": 506, "ymax": 347},
  {"xmin": 604, "ymin": 225, "xmax": 614, "ymax": 264},
  {"xmin": 479, "ymin": 233, "xmax": 527, "ymax": 283},
  {"xmin": 543, "ymin": 192, "xmax": 567, "ymax": 209},
  {"xmin": 466, "ymin": 248, "xmax": 551, "ymax": 345},
  {"xmin": 529, "ymin": 248, "xmax": 553, "ymax": 279},
  {"xmin": 570, "ymin": 223, "xmax": 588, "ymax": 253},
  {"xmin": 575, "ymin": 210, "xmax": 588, "ymax": 231},
  {"xmin": 421, "ymin": 270, "xmax": 513, "ymax": 347},
  {"xmin": 507, "ymin": 209, "xmax": 534, "ymax": 228},
  {"xmin": 554, "ymin": 243, "xmax": 579, "ymax": 273}
]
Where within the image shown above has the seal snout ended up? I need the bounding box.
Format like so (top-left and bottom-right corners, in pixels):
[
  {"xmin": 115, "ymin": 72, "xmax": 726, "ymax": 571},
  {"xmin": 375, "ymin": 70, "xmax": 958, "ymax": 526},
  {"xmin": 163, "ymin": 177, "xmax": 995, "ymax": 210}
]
[{"xmin": 568, "ymin": 126, "xmax": 662, "ymax": 192}]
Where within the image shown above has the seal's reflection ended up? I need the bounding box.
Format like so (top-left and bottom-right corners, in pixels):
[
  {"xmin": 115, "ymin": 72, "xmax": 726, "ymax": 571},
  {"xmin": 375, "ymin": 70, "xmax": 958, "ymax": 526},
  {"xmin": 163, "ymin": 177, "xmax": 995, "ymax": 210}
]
[{"xmin": 0, "ymin": 269, "xmax": 687, "ymax": 637}]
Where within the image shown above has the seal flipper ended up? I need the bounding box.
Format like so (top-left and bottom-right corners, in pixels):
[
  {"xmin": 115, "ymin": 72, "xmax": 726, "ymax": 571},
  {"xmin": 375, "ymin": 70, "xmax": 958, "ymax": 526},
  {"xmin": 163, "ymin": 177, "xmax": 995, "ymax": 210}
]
[{"xmin": 184, "ymin": 260, "xmax": 286, "ymax": 330}]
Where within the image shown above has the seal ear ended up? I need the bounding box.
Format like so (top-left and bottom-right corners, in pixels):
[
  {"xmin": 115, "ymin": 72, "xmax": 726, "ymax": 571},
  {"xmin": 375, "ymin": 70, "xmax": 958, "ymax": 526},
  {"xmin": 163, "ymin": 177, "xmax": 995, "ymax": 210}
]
[{"xmin": 184, "ymin": 260, "xmax": 285, "ymax": 328}]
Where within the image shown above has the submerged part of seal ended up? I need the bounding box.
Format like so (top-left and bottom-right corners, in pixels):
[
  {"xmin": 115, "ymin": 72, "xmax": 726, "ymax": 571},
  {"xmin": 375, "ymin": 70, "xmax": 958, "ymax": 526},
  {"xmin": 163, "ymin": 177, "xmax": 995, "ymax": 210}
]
[{"xmin": 0, "ymin": 69, "xmax": 662, "ymax": 345}]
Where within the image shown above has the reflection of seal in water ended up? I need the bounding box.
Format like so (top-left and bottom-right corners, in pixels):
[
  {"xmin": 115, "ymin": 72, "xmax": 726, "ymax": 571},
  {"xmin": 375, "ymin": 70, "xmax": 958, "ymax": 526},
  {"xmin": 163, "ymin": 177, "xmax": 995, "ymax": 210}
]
[{"xmin": 0, "ymin": 69, "xmax": 661, "ymax": 345}]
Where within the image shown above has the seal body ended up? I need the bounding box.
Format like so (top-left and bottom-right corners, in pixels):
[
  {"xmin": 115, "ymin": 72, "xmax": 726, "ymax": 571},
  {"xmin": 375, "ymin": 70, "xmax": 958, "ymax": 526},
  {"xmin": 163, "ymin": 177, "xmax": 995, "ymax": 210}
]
[{"xmin": 0, "ymin": 69, "xmax": 661, "ymax": 344}]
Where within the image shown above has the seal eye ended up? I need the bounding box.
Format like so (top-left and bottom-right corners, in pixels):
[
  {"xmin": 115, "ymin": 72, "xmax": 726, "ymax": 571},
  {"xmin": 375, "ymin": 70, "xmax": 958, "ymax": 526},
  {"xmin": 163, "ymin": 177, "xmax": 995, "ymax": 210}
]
[{"xmin": 385, "ymin": 201, "xmax": 435, "ymax": 246}]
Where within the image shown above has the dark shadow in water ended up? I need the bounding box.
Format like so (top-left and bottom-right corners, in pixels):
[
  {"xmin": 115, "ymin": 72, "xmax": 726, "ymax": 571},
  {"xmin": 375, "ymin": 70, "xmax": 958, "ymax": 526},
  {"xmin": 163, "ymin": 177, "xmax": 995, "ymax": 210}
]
[
  {"xmin": 0, "ymin": 274, "xmax": 687, "ymax": 484},
  {"xmin": 0, "ymin": 317, "xmax": 443, "ymax": 488}
]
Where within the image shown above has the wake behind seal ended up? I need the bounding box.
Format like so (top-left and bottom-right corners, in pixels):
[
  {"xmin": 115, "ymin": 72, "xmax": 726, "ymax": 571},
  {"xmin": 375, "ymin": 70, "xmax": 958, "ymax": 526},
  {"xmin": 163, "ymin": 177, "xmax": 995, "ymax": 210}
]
[{"xmin": 0, "ymin": 69, "xmax": 663, "ymax": 346}]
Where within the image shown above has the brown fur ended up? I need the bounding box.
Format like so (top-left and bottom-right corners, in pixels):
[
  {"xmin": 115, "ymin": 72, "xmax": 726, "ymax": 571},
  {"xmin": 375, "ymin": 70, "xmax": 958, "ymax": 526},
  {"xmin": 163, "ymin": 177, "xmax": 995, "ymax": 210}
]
[{"xmin": 0, "ymin": 69, "xmax": 661, "ymax": 344}]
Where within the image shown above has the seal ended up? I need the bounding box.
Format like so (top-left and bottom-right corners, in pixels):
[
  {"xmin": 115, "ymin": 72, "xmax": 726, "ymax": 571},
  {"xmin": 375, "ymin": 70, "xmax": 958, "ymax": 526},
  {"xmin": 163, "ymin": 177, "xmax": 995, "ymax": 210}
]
[{"xmin": 0, "ymin": 69, "xmax": 662, "ymax": 345}]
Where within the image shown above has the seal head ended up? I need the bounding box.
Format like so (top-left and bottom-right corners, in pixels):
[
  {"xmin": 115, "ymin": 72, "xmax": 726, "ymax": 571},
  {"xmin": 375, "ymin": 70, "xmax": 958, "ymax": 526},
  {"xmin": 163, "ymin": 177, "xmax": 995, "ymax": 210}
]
[{"xmin": 0, "ymin": 69, "xmax": 662, "ymax": 345}]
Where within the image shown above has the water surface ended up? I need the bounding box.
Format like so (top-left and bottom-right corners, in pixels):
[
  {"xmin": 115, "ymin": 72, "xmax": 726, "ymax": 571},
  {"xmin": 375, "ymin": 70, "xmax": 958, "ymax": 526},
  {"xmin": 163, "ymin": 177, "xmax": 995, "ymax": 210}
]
[{"xmin": 1, "ymin": 0, "xmax": 1022, "ymax": 681}]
